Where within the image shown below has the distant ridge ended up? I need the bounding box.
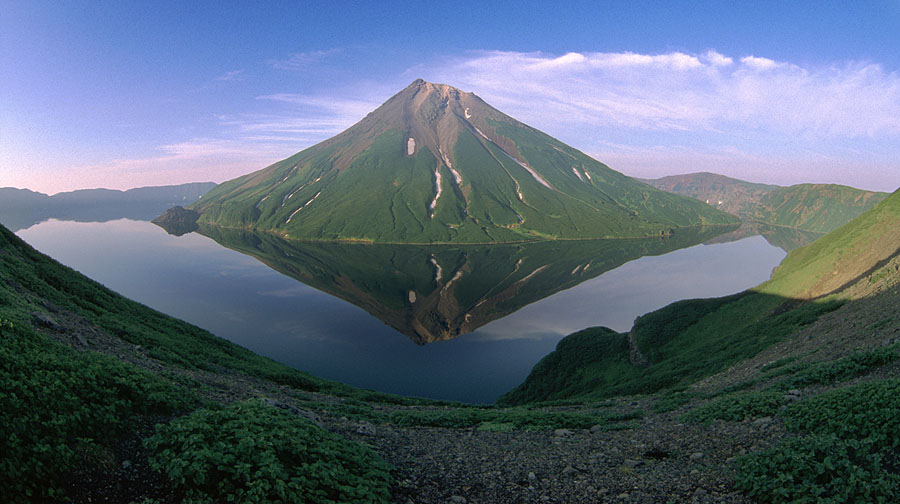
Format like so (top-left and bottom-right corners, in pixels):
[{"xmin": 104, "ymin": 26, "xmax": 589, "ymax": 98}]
[
  {"xmin": 0, "ymin": 182, "xmax": 216, "ymax": 231},
  {"xmin": 644, "ymin": 172, "xmax": 887, "ymax": 234},
  {"xmin": 191, "ymin": 80, "xmax": 738, "ymax": 243}
]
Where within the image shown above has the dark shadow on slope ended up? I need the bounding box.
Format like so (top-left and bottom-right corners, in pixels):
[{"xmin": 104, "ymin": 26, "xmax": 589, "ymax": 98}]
[{"xmin": 498, "ymin": 290, "xmax": 845, "ymax": 406}]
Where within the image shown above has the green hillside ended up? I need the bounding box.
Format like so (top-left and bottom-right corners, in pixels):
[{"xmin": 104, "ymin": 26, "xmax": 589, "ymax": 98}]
[
  {"xmin": 502, "ymin": 187, "xmax": 900, "ymax": 405},
  {"xmin": 646, "ymin": 172, "xmax": 887, "ymax": 235},
  {"xmin": 0, "ymin": 223, "xmax": 407, "ymax": 502},
  {"xmin": 192, "ymin": 80, "xmax": 737, "ymax": 243}
]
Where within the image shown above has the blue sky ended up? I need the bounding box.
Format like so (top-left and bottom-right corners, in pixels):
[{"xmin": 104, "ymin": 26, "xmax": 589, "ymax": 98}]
[{"xmin": 2, "ymin": 0, "xmax": 899, "ymax": 194}]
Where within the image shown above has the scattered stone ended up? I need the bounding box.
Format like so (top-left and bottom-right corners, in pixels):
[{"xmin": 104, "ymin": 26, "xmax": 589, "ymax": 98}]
[
  {"xmin": 753, "ymin": 416, "xmax": 773, "ymax": 428},
  {"xmin": 528, "ymin": 471, "xmax": 536, "ymax": 482},
  {"xmin": 589, "ymin": 424, "xmax": 605, "ymax": 434},
  {"xmin": 32, "ymin": 312, "xmax": 61, "ymax": 330},
  {"xmin": 121, "ymin": 459, "xmax": 132, "ymax": 469},
  {"xmin": 450, "ymin": 495, "xmax": 467, "ymax": 504},
  {"xmin": 690, "ymin": 452, "xmax": 705, "ymax": 461},
  {"xmin": 643, "ymin": 448, "xmax": 670, "ymax": 460},
  {"xmin": 356, "ymin": 422, "xmax": 376, "ymax": 436},
  {"xmin": 784, "ymin": 389, "xmax": 802, "ymax": 402},
  {"xmin": 554, "ymin": 428, "xmax": 575, "ymax": 438},
  {"xmin": 623, "ymin": 458, "xmax": 644, "ymax": 468},
  {"xmin": 562, "ymin": 465, "xmax": 579, "ymax": 476}
]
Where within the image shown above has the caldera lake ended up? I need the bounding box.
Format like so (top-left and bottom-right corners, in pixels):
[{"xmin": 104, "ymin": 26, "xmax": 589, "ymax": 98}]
[{"xmin": 16, "ymin": 218, "xmax": 787, "ymax": 403}]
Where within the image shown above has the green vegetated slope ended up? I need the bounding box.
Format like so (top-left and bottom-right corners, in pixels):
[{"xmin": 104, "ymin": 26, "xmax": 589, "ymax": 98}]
[
  {"xmin": 192, "ymin": 80, "xmax": 737, "ymax": 243},
  {"xmin": 646, "ymin": 172, "xmax": 887, "ymax": 234},
  {"xmin": 502, "ymin": 187, "xmax": 900, "ymax": 406},
  {"xmin": 196, "ymin": 224, "xmax": 729, "ymax": 344},
  {"xmin": 0, "ymin": 223, "xmax": 401, "ymax": 503}
]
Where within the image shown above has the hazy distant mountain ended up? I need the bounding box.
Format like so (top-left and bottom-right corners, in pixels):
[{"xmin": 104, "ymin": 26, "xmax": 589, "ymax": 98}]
[
  {"xmin": 192, "ymin": 80, "xmax": 737, "ymax": 243},
  {"xmin": 0, "ymin": 182, "xmax": 216, "ymax": 231},
  {"xmin": 644, "ymin": 172, "xmax": 888, "ymax": 234}
]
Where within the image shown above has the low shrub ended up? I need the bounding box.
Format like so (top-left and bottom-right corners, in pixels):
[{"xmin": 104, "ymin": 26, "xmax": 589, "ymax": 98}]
[
  {"xmin": 388, "ymin": 407, "xmax": 639, "ymax": 431},
  {"xmin": 682, "ymin": 390, "xmax": 783, "ymax": 424},
  {"xmin": 736, "ymin": 379, "xmax": 900, "ymax": 503},
  {"xmin": 653, "ymin": 390, "xmax": 693, "ymax": 413},
  {"xmin": 736, "ymin": 435, "xmax": 899, "ymax": 503},
  {"xmin": 779, "ymin": 345, "xmax": 899, "ymax": 389},
  {"xmin": 145, "ymin": 400, "xmax": 392, "ymax": 504},
  {"xmin": 0, "ymin": 321, "xmax": 192, "ymax": 502}
]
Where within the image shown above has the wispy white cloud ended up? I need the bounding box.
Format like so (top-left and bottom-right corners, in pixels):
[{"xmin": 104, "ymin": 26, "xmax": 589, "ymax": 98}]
[
  {"xmin": 216, "ymin": 69, "xmax": 245, "ymax": 81},
  {"xmin": 269, "ymin": 49, "xmax": 342, "ymax": 70},
  {"xmin": 63, "ymin": 138, "xmax": 297, "ymax": 191},
  {"xmin": 419, "ymin": 49, "xmax": 900, "ymax": 190},
  {"xmin": 430, "ymin": 50, "xmax": 900, "ymax": 138},
  {"xmin": 705, "ymin": 50, "xmax": 733, "ymax": 67},
  {"xmin": 739, "ymin": 55, "xmax": 781, "ymax": 71}
]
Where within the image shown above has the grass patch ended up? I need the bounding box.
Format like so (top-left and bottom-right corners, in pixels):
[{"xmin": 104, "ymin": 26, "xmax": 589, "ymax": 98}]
[
  {"xmin": 145, "ymin": 399, "xmax": 392, "ymax": 504},
  {"xmin": 760, "ymin": 356, "xmax": 800, "ymax": 373},
  {"xmin": 776, "ymin": 345, "xmax": 899, "ymax": 389},
  {"xmin": 682, "ymin": 390, "xmax": 784, "ymax": 424},
  {"xmin": 653, "ymin": 390, "xmax": 695, "ymax": 413}
]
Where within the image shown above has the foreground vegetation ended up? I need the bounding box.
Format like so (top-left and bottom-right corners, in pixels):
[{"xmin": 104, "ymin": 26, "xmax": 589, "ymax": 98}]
[
  {"xmin": 0, "ymin": 224, "xmax": 405, "ymax": 502},
  {"xmin": 2, "ymin": 187, "xmax": 898, "ymax": 502}
]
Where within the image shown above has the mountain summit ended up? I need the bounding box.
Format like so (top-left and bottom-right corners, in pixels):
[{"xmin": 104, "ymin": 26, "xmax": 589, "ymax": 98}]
[{"xmin": 192, "ymin": 80, "xmax": 737, "ymax": 242}]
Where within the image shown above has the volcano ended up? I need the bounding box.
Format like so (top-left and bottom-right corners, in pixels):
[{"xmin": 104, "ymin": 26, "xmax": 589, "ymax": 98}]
[{"xmin": 191, "ymin": 80, "xmax": 737, "ymax": 242}]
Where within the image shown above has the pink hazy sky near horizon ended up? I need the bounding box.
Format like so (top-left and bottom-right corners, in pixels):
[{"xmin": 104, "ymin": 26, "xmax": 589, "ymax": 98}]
[{"xmin": 3, "ymin": 2, "xmax": 899, "ymax": 195}]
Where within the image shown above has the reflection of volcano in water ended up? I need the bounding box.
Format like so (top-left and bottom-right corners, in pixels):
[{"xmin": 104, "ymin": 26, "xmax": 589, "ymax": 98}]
[{"xmin": 193, "ymin": 225, "xmax": 732, "ymax": 344}]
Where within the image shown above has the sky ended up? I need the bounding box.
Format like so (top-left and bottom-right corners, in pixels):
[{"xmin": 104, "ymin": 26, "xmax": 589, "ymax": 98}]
[{"xmin": 2, "ymin": 0, "xmax": 899, "ymax": 195}]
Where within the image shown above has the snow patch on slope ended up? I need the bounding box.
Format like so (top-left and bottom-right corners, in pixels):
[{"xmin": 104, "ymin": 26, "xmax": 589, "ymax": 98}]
[
  {"xmin": 471, "ymin": 124, "xmax": 554, "ymax": 190},
  {"xmin": 439, "ymin": 147, "xmax": 463, "ymax": 186},
  {"xmin": 285, "ymin": 191, "xmax": 321, "ymax": 223},
  {"xmin": 429, "ymin": 166, "xmax": 443, "ymax": 218},
  {"xmin": 429, "ymin": 255, "xmax": 443, "ymax": 284},
  {"xmin": 407, "ymin": 137, "xmax": 416, "ymax": 155}
]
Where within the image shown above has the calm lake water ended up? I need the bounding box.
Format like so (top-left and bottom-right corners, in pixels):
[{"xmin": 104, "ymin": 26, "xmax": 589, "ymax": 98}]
[{"xmin": 16, "ymin": 219, "xmax": 786, "ymax": 403}]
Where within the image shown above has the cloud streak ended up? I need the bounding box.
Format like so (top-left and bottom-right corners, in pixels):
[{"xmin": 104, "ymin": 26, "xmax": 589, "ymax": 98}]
[
  {"xmin": 428, "ymin": 50, "xmax": 900, "ymax": 139},
  {"xmin": 269, "ymin": 49, "xmax": 342, "ymax": 70}
]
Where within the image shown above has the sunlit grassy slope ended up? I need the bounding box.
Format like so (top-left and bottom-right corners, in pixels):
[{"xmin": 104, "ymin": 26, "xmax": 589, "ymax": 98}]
[{"xmin": 501, "ymin": 188, "xmax": 900, "ymax": 405}]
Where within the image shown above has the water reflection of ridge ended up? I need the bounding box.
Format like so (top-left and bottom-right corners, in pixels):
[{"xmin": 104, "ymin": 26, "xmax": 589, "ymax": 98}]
[
  {"xmin": 702, "ymin": 220, "xmax": 824, "ymax": 251},
  {"xmin": 195, "ymin": 225, "xmax": 733, "ymax": 344}
]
